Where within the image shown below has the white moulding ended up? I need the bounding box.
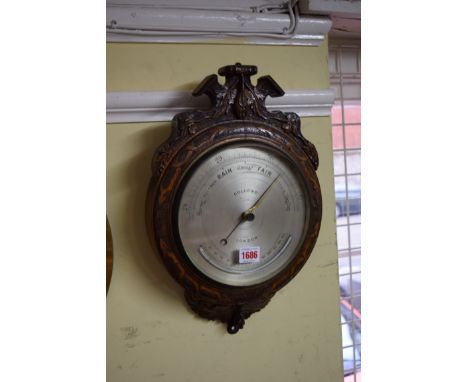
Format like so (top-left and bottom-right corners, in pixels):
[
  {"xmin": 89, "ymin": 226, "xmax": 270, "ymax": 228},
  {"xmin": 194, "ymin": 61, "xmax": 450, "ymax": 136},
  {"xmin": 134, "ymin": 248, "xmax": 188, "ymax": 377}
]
[
  {"xmin": 106, "ymin": 89, "xmax": 335, "ymax": 124},
  {"xmin": 106, "ymin": 6, "xmax": 331, "ymax": 46},
  {"xmin": 106, "ymin": 33, "xmax": 328, "ymax": 46}
]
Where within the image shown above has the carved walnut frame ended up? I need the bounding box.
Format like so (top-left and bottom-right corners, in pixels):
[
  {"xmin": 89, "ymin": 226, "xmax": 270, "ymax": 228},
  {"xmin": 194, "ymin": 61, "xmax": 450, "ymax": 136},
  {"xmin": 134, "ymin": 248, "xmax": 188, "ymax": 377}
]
[{"xmin": 146, "ymin": 63, "xmax": 322, "ymax": 334}]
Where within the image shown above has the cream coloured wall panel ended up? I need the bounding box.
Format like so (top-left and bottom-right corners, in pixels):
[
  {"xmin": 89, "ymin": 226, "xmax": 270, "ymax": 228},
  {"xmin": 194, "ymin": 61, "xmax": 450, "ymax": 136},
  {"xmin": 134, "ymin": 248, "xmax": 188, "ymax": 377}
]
[{"xmin": 106, "ymin": 42, "xmax": 330, "ymax": 91}]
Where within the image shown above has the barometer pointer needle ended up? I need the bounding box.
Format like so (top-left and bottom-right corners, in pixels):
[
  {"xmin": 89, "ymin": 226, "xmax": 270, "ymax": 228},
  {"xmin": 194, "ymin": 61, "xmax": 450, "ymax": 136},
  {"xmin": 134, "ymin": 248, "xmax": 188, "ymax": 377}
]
[
  {"xmin": 242, "ymin": 175, "xmax": 279, "ymax": 218},
  {"xmin": 220, "ymin": 176, "xmax": 280, "ymax": 246},
  {"xmin": 220, "ymin": 218, "xmax": 244, "ymax": 246}
]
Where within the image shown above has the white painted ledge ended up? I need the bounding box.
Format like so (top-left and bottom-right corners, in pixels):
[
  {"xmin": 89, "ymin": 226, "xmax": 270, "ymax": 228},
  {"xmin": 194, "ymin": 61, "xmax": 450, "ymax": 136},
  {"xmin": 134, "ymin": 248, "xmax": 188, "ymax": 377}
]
[
  {"xmin": 107, "ymin": 89, "xmax": 335, "ymax": 123},
  {"xmin": 106, "ymin": 6, "xmax": 331, "ymax": 46},
  {"xmin": 106, "ymin": 32, "xmax": 328, "ymax": 46}
]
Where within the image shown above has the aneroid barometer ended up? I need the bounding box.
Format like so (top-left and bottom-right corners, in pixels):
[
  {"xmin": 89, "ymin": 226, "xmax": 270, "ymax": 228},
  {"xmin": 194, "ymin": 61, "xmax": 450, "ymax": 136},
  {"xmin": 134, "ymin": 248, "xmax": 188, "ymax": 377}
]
[{"xmin": 146, "ymin": 64, "xmax": 322, "ymax": 334}]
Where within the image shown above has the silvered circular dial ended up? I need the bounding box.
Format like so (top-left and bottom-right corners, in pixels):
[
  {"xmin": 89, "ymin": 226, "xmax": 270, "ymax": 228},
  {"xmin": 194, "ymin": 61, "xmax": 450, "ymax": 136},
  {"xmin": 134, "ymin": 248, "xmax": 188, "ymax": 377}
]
[{"xmin": 176, "ymin": 143, "xmax": 309, "ymax": 286}]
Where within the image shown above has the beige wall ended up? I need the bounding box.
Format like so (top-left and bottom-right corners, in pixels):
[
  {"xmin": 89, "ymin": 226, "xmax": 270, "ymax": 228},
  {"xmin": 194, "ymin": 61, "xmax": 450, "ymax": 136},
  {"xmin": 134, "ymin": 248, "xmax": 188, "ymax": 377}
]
[{"xmin": 107, "ymin": 42, "xmax": 342, "ymax": 382}]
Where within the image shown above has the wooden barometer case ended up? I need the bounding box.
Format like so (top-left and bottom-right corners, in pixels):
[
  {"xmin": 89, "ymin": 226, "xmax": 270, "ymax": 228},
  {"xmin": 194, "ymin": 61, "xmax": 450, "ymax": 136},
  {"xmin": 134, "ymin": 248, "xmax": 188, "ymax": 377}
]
[{"xmin": 146, "ymin": 63, "xmax": 322, "ymax": 334}]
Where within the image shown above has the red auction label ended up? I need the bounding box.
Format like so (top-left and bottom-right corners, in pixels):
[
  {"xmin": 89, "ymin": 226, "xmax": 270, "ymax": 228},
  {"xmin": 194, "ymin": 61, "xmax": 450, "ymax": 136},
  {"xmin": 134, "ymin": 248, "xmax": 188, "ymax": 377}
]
[{"xmin": 239, "ymin": 246, "xmax": 261, "ymax": 264}]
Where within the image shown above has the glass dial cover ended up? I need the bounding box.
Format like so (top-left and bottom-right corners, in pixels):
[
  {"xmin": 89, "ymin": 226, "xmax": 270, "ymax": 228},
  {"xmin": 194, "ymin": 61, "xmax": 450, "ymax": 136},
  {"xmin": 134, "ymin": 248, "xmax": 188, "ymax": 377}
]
[{"xmin": 176, "ymin": 144, "xmax": 310, "ymax": 286}]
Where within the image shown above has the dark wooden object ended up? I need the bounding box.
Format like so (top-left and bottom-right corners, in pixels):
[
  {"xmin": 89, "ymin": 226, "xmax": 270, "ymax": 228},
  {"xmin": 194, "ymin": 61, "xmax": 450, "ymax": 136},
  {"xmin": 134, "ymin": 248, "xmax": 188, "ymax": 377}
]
[
  {"xmin": 106, "ymin": 217, "xmax": 113, "ymax": 295},
  {"xmin": 146, "ymin": 63, "xmax": 322, "ymax": 333}
]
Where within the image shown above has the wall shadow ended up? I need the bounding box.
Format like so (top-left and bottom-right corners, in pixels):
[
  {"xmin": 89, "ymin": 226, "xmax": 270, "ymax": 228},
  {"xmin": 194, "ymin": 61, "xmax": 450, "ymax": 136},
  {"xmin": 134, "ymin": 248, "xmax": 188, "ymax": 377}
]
[{"xmin": 121, "ymin": 122, "xmax": 186, "ymax": 307}]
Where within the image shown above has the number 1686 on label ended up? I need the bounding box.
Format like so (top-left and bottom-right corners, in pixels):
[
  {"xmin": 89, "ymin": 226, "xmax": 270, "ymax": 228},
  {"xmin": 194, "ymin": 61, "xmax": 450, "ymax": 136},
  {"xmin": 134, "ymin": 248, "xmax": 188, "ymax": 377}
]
[{"xmin": 239, "ymin": 247, "xmax": 261, "ymax": 264}]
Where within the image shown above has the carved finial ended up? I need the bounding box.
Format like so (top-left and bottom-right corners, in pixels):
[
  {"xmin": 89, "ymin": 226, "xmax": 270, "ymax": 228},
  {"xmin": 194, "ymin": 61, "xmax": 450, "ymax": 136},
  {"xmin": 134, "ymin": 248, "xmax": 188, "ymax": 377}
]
[
  {"xmin": 192, "ymin": 63, "xmax": 285, "ymax": 120},
  {"xmin": 218, "ymin": 63, "xmax": 257, "ymax": 76},
  {"xmin": 227, "ymin": 306, "xmax": 245, "ymax": 334}
]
